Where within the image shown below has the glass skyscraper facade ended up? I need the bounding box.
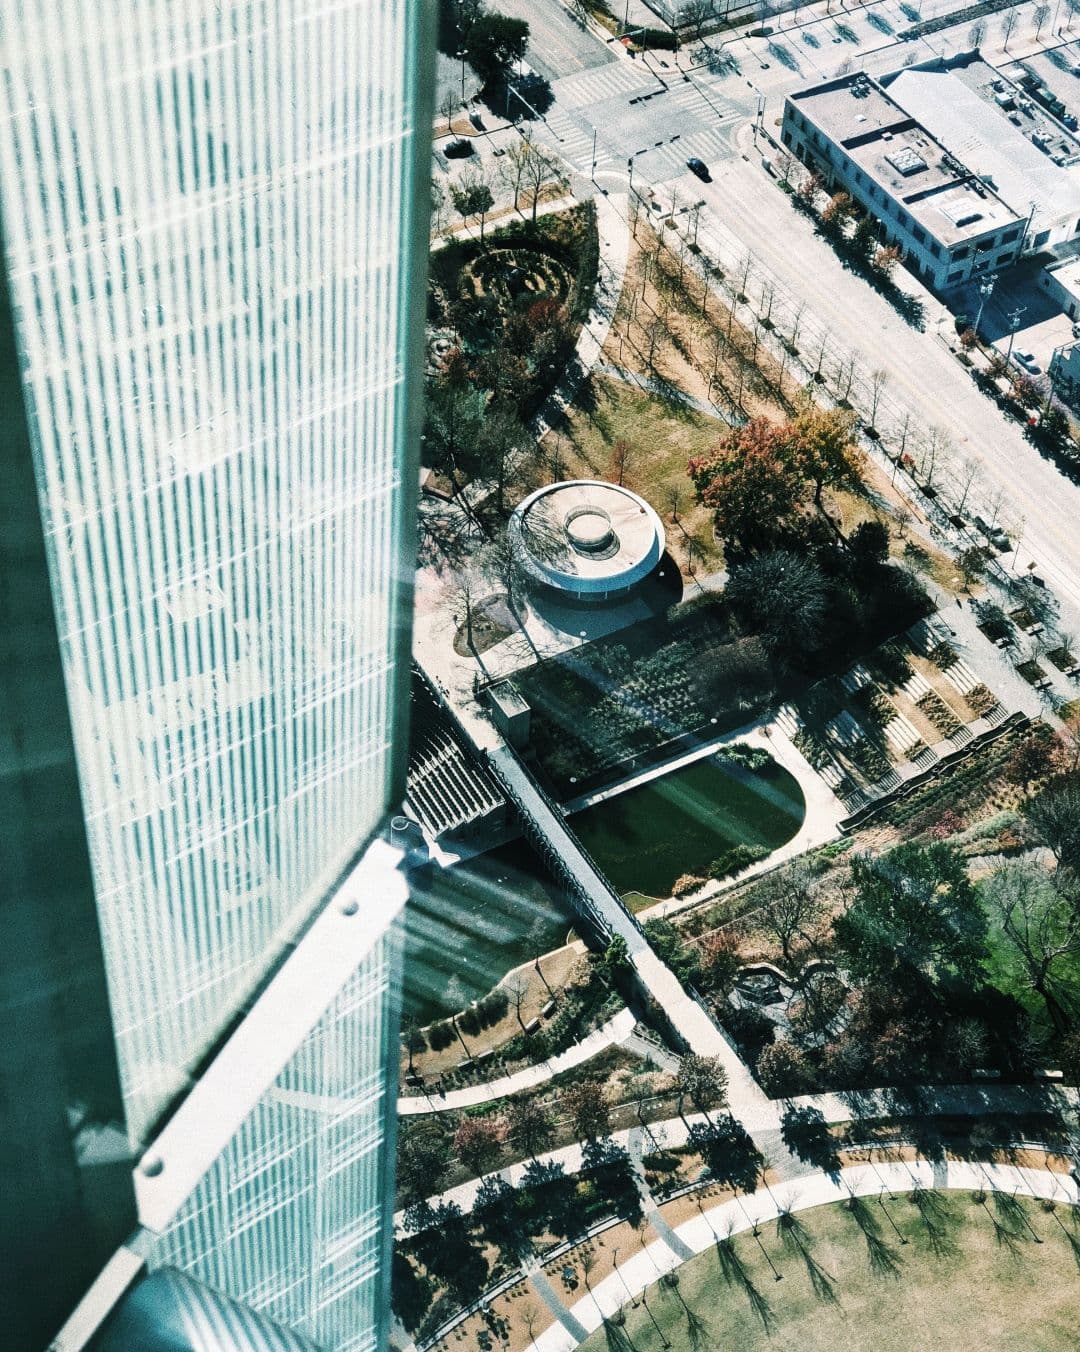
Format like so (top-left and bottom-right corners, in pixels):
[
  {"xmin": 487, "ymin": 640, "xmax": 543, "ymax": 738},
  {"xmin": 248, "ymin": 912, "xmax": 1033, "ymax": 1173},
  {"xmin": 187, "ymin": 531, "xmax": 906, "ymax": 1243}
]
[
  {"xmin": 0, "ymin": 0, "xmax": 430, "ymax": 1142},
  {"xmin": 0, "ymin": 0, "xmax": 433, "ymax": 1345}
]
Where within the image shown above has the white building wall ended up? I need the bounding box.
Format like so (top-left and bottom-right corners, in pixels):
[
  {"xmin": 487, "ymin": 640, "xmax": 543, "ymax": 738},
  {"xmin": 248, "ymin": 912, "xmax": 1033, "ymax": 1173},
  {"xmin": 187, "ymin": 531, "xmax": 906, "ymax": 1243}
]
[{"xmin": 0, "ymin": 0, "xmax": 430, "ymax": 1142}]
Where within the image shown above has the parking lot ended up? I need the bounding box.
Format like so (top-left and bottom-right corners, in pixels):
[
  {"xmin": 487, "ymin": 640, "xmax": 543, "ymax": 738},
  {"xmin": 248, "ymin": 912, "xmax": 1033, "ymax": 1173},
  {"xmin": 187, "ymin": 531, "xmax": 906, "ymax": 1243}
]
[{"xmin": 951, "ymin": 258, "xmax": 1077, "ymax": 376}]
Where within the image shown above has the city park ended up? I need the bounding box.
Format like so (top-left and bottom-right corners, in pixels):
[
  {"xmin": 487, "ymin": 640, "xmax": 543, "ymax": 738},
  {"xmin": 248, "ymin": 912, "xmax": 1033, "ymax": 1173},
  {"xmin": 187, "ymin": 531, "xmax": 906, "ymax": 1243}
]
[{"xmin": 395, "ymin": 9, "xmax": 1080, "ymax": 1347}]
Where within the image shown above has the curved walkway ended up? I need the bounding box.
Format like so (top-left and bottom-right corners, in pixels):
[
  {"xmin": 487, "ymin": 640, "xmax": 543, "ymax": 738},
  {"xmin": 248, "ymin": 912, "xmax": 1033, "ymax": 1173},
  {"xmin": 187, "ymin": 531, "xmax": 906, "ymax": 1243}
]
[
  {"xmin": 560, "ymin": 713, "xmax": 846, "ymax": 926},
  {"xmin": 395, "ymin": 1081, "xmax": 1079, "ymax": 1234},
  {"xmin": 397, "ymin": 1007, "xmax": 637, "ymax": 1116},
  {"xmin": 523, "ymin": 1158, "xmax": 1080, "ymax": 1351}
]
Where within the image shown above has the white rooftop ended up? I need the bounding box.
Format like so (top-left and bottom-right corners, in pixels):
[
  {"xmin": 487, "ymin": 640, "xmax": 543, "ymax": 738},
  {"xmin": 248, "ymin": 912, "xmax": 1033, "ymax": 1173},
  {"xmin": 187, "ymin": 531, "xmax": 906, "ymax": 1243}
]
[{"xmin": 886, "ymin": 67, "xmax": 1080, "ymax": 237}]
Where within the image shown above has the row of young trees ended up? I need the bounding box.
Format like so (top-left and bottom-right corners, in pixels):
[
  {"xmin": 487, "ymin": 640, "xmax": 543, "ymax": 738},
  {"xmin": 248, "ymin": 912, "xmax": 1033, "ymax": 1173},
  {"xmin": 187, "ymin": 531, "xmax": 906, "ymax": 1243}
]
[{"xmin": 397, "ymin": 1048, "xmax": 733, "ymax": 1204}]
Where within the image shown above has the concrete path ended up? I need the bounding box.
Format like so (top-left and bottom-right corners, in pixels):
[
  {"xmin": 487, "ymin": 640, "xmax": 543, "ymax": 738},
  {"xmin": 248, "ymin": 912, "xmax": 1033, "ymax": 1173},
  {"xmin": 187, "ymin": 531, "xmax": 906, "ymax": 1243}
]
[
  {"xmin": 397, "ymin": 1008, "xmax": 637, "ymax": 1116},
  {"xmin": 533, "ymin": 191, "xmax": 630, "ymax": 438},
  {"xmin": 489, "ymin": 744, "xmax": 764, "ymax": 1109},
  {"xmin": 525, "ymin": 1260, "xmax": 590, "ymax": 1345},
  {"xmin": 396, "ymin": 1080, "xmax": 1078, "ymax": 1235},
  {"xmin": 523, "ymin": 1157, "xmax": 1080, "ymax": 1351}
]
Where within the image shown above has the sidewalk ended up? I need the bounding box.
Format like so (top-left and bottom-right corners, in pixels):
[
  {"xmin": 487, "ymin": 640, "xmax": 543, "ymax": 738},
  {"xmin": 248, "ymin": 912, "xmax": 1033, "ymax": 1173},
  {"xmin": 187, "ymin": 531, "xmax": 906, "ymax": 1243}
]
[
  {"xmin": 533, "ymin": 190, "xmax": 631, "ymax": 437},
  {"xmin": 396, "ymin": 1079, "xmax": 1078, "ymax": 1234},
  {"xmin": 397, "ymin": 1007, "xmax": 637, "ymax": 1116},
  {"xmin": 523, "ymin": 1155, "xmax": 1080, "ymax": 1351}
]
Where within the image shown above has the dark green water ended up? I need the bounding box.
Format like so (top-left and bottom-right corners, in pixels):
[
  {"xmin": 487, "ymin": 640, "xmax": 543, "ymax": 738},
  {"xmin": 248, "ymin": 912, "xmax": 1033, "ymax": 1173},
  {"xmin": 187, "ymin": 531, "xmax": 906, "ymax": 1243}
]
[
  {"xmin": 569, "ymin": 754, "xmax": 806, "ymax": 898},
  {"xmin": 402, "ymin": 840, "xmax": 574, "ymax": 1025}
]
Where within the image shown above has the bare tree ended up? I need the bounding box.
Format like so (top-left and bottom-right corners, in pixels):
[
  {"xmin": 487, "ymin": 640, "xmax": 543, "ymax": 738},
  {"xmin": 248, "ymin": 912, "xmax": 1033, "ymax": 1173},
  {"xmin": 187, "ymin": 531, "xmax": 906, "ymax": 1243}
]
[
  {"xmin": 759, "ymin": 279, "xmax": 776, "ymax": 326},
  {"xmin": 1000, "ymin": 8, "xmax": 1018, "ymax": 49},
  {"xmin": 682, "ymin": 0, "xmax": 717, "ymax": 43},
  {"xmin": 758, "ymin": 861, "xmax": 823, "ymax": 969},
  {"xmin": 813, "ymin": 327, "xmax": 830, "ymax": 379},
  {"xmin": 867, "ymin": 367, "xmax": 889, "ymax": 431},
  {"xmin": 954, "ymin": 456, "xmax": 980, "ymax": 516},
  {"xmin": 568, "ymin": 0, "xmax": 591, "ymax": 26},
  {"xmin": 1034, "ymin": 2, "xmax": 1051, "ymax": 37},
  {"xmin": 430, "ymin": 178, "xmax": 450, "ymax": 237},
  {"xmin": 736, "ymin": 250, "xmax": 753, "ymax": 303},
  {"xmin": 499, "ymin": 134, "xmax": 532, "ymax": 212},
  {"xmin": 834, "ymin": 352, "xmax": 858, "ymax": 405},
  {"xmin": 968, "ymin": 18, "xmax": 986, "ymax": 46},
  {"xmin": 506, "ymin": 971, "xmax": 530, "ymax": 1034},
  {"xmin": 787, "ymin": 299, "xmax": 806, "ymax": 353},
  {"xmin": 438, "ymin": 88, "xmax": 457, "ymax": 133},
  {"xmin": 519, "ymin": 134, "xmax": 567, "ymax": 224},
  {"xmin": 521, "ymin": 1303, "xmax": 541, "ymax": 1343},
  {"xmin": 983, "ymin": 861, "xmax": 1080, "ymax": 1033},
  {"xmin": 611, "ymin": 438, "xmax": 632, "ymax": 486},
  {"xmin": 917, "ymin": 425, "xmax": 951, "ymax": 487}
]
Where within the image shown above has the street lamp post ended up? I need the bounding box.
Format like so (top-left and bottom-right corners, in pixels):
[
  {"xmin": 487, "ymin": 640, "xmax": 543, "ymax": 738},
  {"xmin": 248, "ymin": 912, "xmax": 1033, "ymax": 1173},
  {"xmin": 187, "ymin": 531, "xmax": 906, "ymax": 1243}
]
[
  {"xmin": 1004, "ymin": 303, "xmax": 1027, "ymax": 367},
  {"xmin": 973, "ymin": 272, "xmax": 997, "ymax": 337},
  {"xmin": 456, "ymin": 49, "xmax": 467, "ymax": 105}
]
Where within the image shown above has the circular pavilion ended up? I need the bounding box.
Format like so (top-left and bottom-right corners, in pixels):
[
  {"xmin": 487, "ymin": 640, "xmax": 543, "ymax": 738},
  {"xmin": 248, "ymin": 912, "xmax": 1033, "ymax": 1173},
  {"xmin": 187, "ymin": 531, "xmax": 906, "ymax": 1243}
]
[{"xmin": 508, "ymin": 480, "xmax": 665, "ymax": 604}]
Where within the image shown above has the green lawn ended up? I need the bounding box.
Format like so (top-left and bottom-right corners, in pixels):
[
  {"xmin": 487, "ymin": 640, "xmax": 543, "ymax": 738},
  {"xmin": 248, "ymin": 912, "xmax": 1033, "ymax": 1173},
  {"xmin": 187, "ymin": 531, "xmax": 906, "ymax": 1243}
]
[
  {"xmin": 402, "ymin": 842, "xmax": 574, "ymax": 1025},
  {"xmin": 581, "ymin": 1191, "xmax": 1080, "ymax": 1352},
  {"xmin": 567, "ymin": 754, "xmax": 805, "ymax": 898}
]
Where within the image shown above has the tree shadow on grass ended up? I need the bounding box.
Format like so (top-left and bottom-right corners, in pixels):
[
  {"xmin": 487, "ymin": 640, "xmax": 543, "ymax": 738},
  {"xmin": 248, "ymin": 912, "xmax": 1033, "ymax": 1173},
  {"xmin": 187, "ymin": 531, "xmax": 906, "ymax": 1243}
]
[
  {"xmin": 602, "ymin": 1315, "xmax": 639, "ymax": 1352},
  {"xmin": 715, "ymin": 1237, "xmax": 778, "ymax": 1333},
  {"xmin": 661, "ymin": 1272, "xmax": 711, "ymax": 1349},
  {"xmin": 844, "ymin": 1195, "xmax": 905, "ymax": 1278},
  {"xmin": 647, "ymin": 373, "xmax": 704, "ymax": 422},
  {"xmin": 909, "ymin": 1185, "xmax": 958, "ymax": 1259},
  {"xmin": 777, "ymin": 1212, "xmax": 841, "ymax": 1306}
]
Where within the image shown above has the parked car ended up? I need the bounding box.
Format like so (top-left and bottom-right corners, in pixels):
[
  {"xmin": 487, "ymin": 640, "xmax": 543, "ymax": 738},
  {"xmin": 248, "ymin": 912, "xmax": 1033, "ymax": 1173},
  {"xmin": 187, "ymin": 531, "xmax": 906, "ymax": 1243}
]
[
  {"xmin": 973, "ymin": 514, "xmax": 1009, "ymax": 550},
  {"xmin": 686, "ymin": 156, "xmax": 711, "ymax": 181},
  {"xmin": 1012, "ymin": 349, "xmax": 1040, "ymax": 374}
]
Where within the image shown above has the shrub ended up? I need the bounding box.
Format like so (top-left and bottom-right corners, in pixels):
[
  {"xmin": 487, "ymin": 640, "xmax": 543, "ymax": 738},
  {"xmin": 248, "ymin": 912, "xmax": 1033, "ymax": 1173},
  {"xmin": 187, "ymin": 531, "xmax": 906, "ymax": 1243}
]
[
  {"xmin": 428, "ymin": 1021, "xmax": 455, "ymax": 1052},
  {"xmin": 927, "ymin": 640, "xmax": 959, "ymax": 670},
  {"xmin": 756, "ymin": 1038, "xmax": 810, "ymax": 1097},
  {"xmin": 709, "ymin": 843, "xmax": 769, "ymax": 879},
  {"xmin": 717, "ymin": 741, "xmax": 772, "ymax": 771},
  {"xmin": 672, "ymin": 873, "xmax": 705, "ymax": 897},
  {"xmin": 916, "ymin": 690, "xmax": 961, "ymax": 736},
  {"xmin": 720, "ymin": 1003, "xmax": 775, "ymax": 1057},
  {"xmin": 966, "ymin": 684, "xmax": 997, "ymax": 717}
]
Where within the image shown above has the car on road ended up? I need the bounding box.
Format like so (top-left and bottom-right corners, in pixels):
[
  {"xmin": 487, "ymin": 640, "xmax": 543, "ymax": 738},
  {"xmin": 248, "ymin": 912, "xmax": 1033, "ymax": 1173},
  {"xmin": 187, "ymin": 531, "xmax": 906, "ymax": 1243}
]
[
  {"xmin": 686, "ymin": 156, "xmax": 711, "ymax": 181},
  {"xmin": 973, "ymin": 514, "xmax": 1009, "ymax": 551},
  {"xmin": 1012, "ymin": 349, "xmax": 1040, "ymax": 374}
]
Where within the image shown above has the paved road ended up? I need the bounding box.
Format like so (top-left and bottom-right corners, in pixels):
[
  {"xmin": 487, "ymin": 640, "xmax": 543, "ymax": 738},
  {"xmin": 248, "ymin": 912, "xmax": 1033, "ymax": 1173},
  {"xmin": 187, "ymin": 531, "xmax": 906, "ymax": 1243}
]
[{"xmin": 498, "ymin": 0, "xmax": 615, "ymax": 84}]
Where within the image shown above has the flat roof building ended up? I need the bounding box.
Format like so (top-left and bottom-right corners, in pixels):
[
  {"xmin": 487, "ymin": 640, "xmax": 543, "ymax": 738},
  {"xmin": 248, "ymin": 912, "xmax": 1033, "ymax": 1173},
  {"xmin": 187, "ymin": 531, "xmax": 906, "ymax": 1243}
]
[{"xmin": 782, "ymin": 52, "xmax": 1080, "ymax": 292}]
